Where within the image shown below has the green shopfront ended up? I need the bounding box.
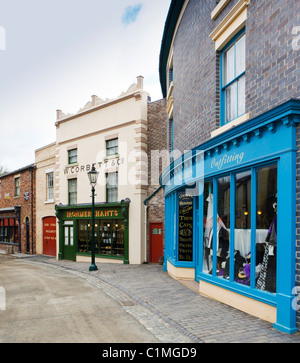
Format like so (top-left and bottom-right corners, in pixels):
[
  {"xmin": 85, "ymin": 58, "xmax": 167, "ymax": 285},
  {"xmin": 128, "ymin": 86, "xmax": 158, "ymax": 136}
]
[
  {"xmin": 161, "ymin": 100, "xmax": 300, "ymax": 334},
  {"xmin": 55, "ymin": 200, "xmax": 130, "ymax": 264}
]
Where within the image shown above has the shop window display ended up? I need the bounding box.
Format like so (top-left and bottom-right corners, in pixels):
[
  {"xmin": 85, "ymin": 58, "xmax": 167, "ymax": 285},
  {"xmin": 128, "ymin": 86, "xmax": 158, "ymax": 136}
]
[
  {"xmin": 256, "ymin": 164, "xmax": 277, "ymax": 293},
  {"xmin": 202, "ymin": 164, "xmax": 277, "ymax": 293},
  {"xmin": 217, "ymin": 176, "xmax": 230, "ymax": 278},
  {"xmin": 77, "ymin": 219, "xmax": 125, "ymax": 257},
  {"xmin": 234, "ymin": 170, "xmax": 251, "ymax": 286},
  {"xmin": 203, "ymin": 181, "xmax": 213, "ymax": 273}
]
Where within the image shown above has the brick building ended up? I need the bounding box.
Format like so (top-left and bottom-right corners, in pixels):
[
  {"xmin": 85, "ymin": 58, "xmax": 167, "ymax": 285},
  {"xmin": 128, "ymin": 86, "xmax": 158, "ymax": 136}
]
[
  {"xmin": 0, "ymin": 164, "xmax": 36, "ymax": 254},
  {"xmin": 159, "ymin": 0, "xmax": 300, "ymax": 334},
  {"xmin": 145, "ymin": 98, "xmax": 167, "ymax": 263}
]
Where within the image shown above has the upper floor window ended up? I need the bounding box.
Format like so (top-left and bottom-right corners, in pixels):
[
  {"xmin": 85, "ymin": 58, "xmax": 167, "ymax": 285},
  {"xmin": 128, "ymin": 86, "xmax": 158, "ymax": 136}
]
[
  {"xmin": 106, "ymin": 139, "xmax": 118, "ymax": 157},
  {"xmin": 47, "ymin": 172, "xmax": 54, "ymax": 201},
  {"xmin": 15, "ymin": 177, "xmax": 20, "ymax": 197},
  {"xmin": 68, "ymin": 178, "xmax": 77, "ymax": 205},
  {"xmin": 106, "ymin": 172, "xmax": 118, "ymax": 203},
  {"xmin": 221, "ymin": 30, "xmax": 246, "ymax": 125},
  {"xmin": 68, "ymin": 149, "xmax": 77, "ymax": 165}
]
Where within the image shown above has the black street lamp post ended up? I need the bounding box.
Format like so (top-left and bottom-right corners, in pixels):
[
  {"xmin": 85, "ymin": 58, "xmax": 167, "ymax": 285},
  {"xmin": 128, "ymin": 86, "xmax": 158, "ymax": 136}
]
[{"xmin": 87, "ymin": 165, "xmax": 99, "ymax": 271}]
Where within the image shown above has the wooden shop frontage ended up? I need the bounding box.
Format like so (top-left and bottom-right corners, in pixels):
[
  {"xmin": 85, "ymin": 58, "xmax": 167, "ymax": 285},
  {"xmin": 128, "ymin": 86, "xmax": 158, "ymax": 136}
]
[{"xmin": 55, "ymin": 201, "xmax": 130, "ymax": 264}]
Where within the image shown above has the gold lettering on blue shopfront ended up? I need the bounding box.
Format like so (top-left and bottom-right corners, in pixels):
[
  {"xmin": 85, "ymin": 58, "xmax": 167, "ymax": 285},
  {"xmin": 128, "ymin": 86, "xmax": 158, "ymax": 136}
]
[{"xmin": 211, "ymin": 152, "xmax": 244, "ymax": 170}]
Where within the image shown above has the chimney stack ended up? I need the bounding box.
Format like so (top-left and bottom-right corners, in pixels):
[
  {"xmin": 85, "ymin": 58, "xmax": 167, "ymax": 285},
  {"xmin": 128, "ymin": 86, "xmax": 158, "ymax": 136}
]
[{"xmin": 137, "ymin": 75, "xmax": 144, "ymax": 90}]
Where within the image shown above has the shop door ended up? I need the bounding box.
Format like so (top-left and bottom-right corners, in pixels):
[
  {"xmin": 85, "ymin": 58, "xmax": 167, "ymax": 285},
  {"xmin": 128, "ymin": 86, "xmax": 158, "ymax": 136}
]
[
  {"xmin": 63, "ymin": 225, "xmax": 75, "ymax": 261},
  {"xmin": 25, "ymin": 217, "xmax": 30, "ymax": 253},
  {"xmin": 149, "ymin": 223, "xmax": 163, "ymax": 263},
  {"xmin": 43, "ymin": 217, "xmax": 57, "ymax": 257}
]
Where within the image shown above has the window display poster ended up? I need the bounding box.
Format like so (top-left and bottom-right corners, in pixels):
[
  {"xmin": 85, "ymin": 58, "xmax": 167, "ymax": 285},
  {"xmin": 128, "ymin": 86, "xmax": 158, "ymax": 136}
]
[{"xmin": 178, "ymin": 192, "xmax": 193, "ymax": 262}]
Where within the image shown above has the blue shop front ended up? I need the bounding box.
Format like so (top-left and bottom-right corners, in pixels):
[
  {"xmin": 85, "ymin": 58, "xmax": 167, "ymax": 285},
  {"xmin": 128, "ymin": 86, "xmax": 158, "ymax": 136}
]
[{"xmin": 161, "ymin": 100, "xmax": 300, "ymax": 334}]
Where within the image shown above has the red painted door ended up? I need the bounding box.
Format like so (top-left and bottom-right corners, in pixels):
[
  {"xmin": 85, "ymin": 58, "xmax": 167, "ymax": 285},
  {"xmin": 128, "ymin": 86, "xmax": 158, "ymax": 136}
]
[
  {"xmin": 149, "ymin": 223, "xmax": 163, "ymax": 263},
  {"xmin": 43, "ymin": 217, "xmax": 57, "ymax": 256}
]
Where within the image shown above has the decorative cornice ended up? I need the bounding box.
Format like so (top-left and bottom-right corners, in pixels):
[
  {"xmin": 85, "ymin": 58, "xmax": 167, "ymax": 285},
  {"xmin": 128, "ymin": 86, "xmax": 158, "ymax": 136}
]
[
  {"xmin": 55, "ymin": 76, "xmax": 146, "ymax": 126},
  {"xmin": 160, "ymin": 99, "xmax": 300, "ymax": 187}
]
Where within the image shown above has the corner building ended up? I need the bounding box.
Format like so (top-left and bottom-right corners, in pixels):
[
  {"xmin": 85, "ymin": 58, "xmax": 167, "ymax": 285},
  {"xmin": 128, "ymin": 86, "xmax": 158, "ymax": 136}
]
[{"xmin": 160, "ymin": 0, "xmax": 300, "ymax": 333}]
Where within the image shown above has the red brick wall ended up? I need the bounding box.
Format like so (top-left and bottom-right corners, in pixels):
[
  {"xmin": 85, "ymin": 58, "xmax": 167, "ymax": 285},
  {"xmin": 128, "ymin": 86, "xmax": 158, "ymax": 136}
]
[{"xmin": 0, "ymin": 166, "xmax": 36, "ymax": 254}]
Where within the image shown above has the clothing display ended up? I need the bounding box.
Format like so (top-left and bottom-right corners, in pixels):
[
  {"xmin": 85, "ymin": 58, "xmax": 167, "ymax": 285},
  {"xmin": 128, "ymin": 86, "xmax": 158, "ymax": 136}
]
[{"xmin": 256, "ymin": 214, "xmax": 277, "ymax": 293}]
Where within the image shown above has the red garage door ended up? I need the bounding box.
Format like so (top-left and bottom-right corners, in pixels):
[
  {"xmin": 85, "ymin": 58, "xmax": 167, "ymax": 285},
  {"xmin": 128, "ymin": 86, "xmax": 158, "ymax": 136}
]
[{"xmin": 43, "ymin": 217, "xmax": 57, "ymax": 257}]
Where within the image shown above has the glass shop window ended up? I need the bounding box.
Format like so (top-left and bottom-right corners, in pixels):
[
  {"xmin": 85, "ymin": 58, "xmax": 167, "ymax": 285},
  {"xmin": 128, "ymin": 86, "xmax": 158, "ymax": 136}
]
[
  {"xmin": 256, "ymin": 164, "xmax": 277, "ymax": 293},
  {"xmin": 235, "ymin": 170, "xmax": 251, "ymax": 286},
  {"xmin": 203, "ymin": 181, "xmax": 213, "ymax": 274},
  {"xmin": 202, "ymin": 164, "xmax": 277, "ymax": 294},
  {"xmin": 178, "ymin": 191, "xmax": 194, "ymax": 262},
  {"xmin": 77, "ymin": 219, "xmax": 125, "ymax": 257},
  {"xmin": 217, "ymin": 176, "xmax": 230, "ymax": 278}
]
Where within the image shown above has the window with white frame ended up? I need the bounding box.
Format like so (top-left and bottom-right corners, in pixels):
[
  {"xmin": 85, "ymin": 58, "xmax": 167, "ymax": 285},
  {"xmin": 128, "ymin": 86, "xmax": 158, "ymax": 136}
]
[
  {"xmin": 68, "ymin": 179, "xmax": 77, "ymax": 205},
  {"xmin": 15, "ymin": 177, "xmax": 20, "ymax": 197},
  {"xmin": 221, "ymin": 30, "xmax": 246, "ymax": 125},
  {"xmin": 46, "ymin": 172, "xmax": 54, "ymax": 201},
  {"xmin": 106, "ymin": 172, "xmax": 118, "ymax": 203},
  {"xmin": 106, "ymin": 139, "xmax": 118, "ymax": 157},
  {"xmin": 68, "ymin": 149, "xmax": 77, "ymax": 165}
]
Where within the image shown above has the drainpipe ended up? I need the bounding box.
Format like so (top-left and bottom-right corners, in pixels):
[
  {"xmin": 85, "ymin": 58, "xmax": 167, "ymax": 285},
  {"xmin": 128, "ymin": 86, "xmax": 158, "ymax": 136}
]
[
  {"xmin": 31, "ymin": 167, "xmax": 34, "ymax": 255},
  {"xmin": 143, "ymin": 185, "xmax": 162, "ymax": 264}
]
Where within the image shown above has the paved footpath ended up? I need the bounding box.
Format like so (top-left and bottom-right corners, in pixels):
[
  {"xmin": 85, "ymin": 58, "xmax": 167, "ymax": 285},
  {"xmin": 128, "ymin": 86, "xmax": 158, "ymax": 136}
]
[{"xmin": 13, "ymin": 255, "xmax": 300, "ymax": 343}]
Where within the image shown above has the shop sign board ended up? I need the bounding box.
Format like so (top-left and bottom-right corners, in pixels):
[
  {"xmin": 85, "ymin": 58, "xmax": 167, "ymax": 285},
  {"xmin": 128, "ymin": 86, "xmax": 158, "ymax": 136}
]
[{"xmin": 64, "ymin": 208, "xmax": 121, "ymax": 219}]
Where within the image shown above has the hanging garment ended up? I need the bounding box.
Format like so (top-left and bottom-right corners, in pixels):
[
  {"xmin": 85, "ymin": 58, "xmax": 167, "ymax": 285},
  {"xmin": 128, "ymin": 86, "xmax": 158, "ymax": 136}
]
[{"xmin": 256, "ymin": 215, "xmax": 277, "ymax": 292}]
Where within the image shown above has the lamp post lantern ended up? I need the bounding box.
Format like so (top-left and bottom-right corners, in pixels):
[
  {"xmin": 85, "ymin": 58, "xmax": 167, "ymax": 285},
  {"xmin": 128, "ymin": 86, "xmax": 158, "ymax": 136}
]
[{"xmin": 87, "ymin": 165, "xmax": 99, "ymax": 271}]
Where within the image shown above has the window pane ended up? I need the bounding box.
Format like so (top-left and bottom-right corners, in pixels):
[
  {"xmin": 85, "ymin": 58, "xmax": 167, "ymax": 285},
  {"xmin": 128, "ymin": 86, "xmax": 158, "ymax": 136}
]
[
  {"xmin": 68, "ymin": 179, "xmax": 77, "ymax": 205},
  {"xmin": 107, "ymin": 173, "xmax": 118, "ymax": 202},
  {"xmin": 107, "ymin": 188, "xmax": 118, "ymax": 203},
  {"xmin": 238, "ymin": 75, "xmax": 246, "ymax": 117},
  {"xmin": 47, "ymin": 173, "xmax": 54, "ymax": 200},
  {"xmin": 236, "ymin": 34, "xmax": 246, "ymax": 76},
  {"xmin": 235, "ymin": 170, "xmax": 251, "ymax": 286},
  {"xmin": 64, "ymin": 227, "xmax": 69, "ymax": 246},
  {"xmin": 203, "ymin": 181, "xmax": 213, "ymax": 274},
  {"xmin": 100, "ymin": 221, "xmax": 112, "ymax": 255},
  {"xmin": 68, "ymin": 149, "xmax": 77, "ymax": 164},
  {"xmin": 225, "ymin": 81, "xmax": 237, "ymax": 123},
  {"xmin": 106, "ymin": 139, "xmax": 118, "ymax": 156},
  {"xmin": 217, "ymin": 176, "xmax": 230, "ymax": 278},
  {"xmin": 78, "ymin": 220, "xmax": 89, "ymax": 253},
  {"xmin": 112, "ymin": 220, "xmax": 125, "ymax": 256},
  {"xmin": 256, "ymin": 164, "xmax": 277, "ymax": 293},
  {"xmin": 224, "ymin": 44, "xmax": 235, "ymax": 85}
]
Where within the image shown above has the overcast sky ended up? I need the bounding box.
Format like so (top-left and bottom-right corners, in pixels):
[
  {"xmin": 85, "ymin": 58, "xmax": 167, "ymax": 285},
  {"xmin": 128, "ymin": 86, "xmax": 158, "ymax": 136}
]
[{"xmin": 0, "ymin": 0, "xmax": 171, "ymax": 171}]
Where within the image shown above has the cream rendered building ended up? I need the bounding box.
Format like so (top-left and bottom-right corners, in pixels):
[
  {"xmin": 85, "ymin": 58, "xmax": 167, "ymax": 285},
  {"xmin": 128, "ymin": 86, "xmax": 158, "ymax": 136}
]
[
  {"xmin": 35, "ymin": 142, "xmax": 57, "ymax": 256},
  {"xmin": 54, "ymin": 76, "xmax": 149, "ymax": 264}
]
